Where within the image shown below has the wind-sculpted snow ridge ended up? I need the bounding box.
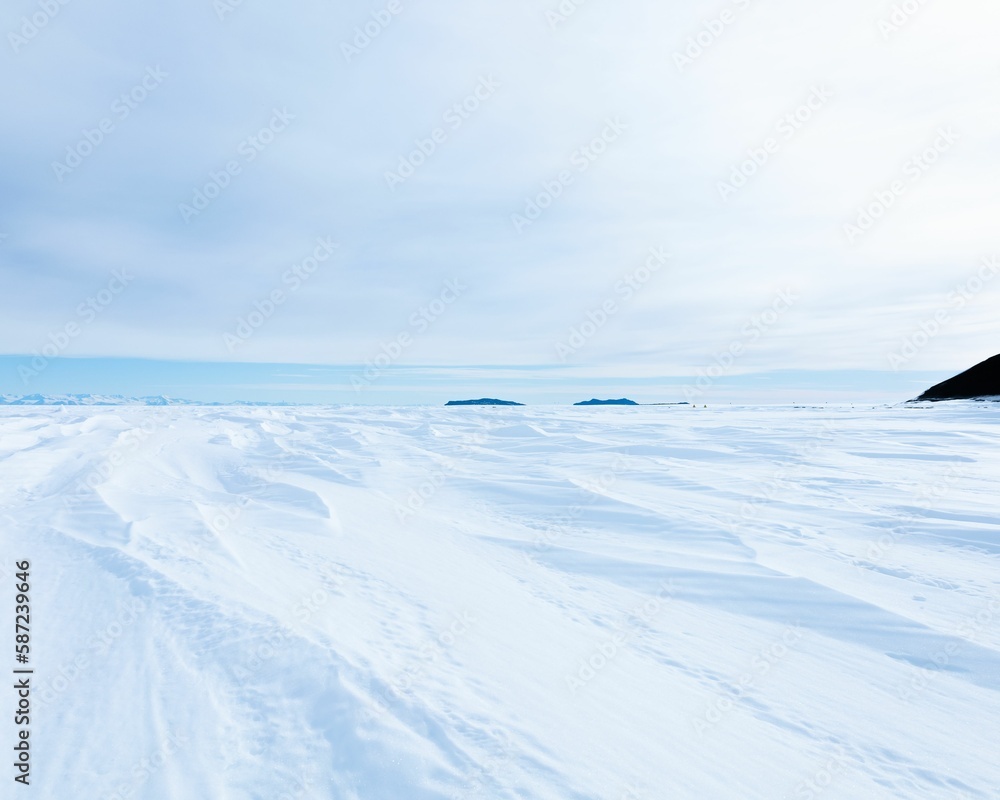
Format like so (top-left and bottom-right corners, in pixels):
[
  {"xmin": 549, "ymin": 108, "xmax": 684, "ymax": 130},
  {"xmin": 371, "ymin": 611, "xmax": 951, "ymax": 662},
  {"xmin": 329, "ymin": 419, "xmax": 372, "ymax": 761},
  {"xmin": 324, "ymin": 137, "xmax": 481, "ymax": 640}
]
[{"xmin": 2, "ymin": 405, "xmax": 999, "ymax": 799}]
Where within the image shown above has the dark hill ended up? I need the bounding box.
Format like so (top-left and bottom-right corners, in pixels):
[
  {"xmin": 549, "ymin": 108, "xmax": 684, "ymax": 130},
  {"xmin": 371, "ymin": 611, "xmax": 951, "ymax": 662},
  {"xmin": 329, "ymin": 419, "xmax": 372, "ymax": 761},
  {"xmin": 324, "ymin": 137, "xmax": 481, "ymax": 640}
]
[
  {"xmin": 913, "ymin": 354, "xmax": 1000, "ymax": 401},
  {"xmin": 574, "ymin": 398, "xmax": 638, "ymax": 406},
  {"xmin": 445, "ymin": 398, "xmax": 524, "ymax": 406}
]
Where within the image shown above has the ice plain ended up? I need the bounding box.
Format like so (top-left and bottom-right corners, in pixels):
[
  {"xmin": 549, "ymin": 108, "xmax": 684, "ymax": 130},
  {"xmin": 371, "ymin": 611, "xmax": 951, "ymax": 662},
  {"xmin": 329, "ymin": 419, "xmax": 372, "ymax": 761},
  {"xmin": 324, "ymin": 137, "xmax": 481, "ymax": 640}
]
[{"xmin": 1, "ymin": 403, "xmax": 999, "ymax": 799}]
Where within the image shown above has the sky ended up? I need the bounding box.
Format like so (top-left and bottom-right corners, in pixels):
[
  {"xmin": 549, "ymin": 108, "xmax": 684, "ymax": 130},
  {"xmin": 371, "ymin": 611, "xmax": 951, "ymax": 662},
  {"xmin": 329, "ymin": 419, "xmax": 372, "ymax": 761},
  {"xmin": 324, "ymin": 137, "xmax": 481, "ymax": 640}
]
[{"xmin": 1, "ymin": 0, "xmax": 998, "ymax": 404}]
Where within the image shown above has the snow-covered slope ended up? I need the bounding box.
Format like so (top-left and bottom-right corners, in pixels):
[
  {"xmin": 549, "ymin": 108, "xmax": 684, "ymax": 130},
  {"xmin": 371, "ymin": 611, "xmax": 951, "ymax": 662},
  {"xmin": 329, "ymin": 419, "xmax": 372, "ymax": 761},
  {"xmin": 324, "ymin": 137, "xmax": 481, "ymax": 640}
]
[{"xmin": 2, "ymin": 404, "xmax": 999, "ymax": 799}]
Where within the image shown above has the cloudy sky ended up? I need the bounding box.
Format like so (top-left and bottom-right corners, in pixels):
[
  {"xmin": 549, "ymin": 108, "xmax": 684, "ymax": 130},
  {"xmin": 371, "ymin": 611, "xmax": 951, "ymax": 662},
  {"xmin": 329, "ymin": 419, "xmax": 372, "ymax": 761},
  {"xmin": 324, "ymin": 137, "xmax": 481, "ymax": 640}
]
[{"xmin": 2, "ymin": 0, "xmax": 998, "ymax": 403}]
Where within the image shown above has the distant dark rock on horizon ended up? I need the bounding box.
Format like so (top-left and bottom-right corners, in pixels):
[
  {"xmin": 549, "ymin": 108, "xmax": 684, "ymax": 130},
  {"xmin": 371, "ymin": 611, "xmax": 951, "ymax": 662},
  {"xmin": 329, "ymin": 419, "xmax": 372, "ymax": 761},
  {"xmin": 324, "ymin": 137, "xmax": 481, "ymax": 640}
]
[
  {"xmin": 913, "ymin": 354, "xmax": 1000, "ymax": 402},
  {"xmin": 574, "ymin": 398, "xmax": 638, "ymax": 406},
  {"xmin": 445, "ymin": 398, "xmax": 524, "ymax": 406}
]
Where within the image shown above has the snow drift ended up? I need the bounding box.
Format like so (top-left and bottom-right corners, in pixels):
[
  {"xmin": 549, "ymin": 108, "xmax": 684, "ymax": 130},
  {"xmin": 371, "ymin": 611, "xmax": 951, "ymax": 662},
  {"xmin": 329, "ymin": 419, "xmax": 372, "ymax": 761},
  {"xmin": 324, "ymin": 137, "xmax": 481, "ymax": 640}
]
[{"xmin": 2, "ymin": 404, "xmax": 998, "ymax": 799}]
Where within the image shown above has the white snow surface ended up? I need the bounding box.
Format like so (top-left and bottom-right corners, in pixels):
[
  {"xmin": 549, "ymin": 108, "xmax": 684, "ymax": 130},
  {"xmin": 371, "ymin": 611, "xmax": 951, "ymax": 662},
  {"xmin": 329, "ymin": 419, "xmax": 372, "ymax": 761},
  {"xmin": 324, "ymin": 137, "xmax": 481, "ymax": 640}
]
[{"xmin": 2, "ymin": 404, "xmax": 999, "ymax": 799}]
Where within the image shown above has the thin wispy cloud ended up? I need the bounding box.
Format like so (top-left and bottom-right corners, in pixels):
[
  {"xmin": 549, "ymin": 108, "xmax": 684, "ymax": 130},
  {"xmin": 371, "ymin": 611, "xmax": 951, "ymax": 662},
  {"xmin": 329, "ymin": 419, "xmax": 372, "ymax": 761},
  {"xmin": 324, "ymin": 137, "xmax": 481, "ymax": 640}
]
[{"xmin": 2, "ymin": 0, "xmax": 998, "ymax": 400}]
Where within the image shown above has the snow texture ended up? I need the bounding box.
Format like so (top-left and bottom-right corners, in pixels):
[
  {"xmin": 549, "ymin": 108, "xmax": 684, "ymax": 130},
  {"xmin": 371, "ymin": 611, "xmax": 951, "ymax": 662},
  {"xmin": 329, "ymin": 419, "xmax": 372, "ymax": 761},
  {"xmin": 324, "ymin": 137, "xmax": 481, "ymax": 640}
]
[{"xmin": 2, "ymin": 404, "xmax": 998, "ymax": 799}]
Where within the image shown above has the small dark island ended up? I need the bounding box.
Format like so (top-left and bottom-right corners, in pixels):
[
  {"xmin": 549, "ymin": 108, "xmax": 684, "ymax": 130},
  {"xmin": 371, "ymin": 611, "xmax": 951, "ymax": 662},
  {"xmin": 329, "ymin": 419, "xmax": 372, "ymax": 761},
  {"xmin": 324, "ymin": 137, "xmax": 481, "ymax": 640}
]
[
  {"xmin": 445, "ymin": 398, "xmax": 525, "ymax": 406},
  {"xmin": 912, "ymin": 354, "xmax": 1000, "ymax": 402},
  {"xmin": 574, "ymin": 398, "xmax": 639, "ymax": 406}
]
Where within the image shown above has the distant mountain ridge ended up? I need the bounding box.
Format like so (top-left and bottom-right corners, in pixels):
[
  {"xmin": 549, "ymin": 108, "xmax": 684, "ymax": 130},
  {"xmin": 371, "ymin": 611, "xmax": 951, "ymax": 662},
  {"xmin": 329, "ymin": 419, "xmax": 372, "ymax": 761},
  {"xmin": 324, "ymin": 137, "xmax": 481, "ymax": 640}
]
[
  {"xmin": 913, "ymin": 354, "xmax": 1000, "ymax": 402},
  {"xmin": 445, "ymin": 398, "xmax": 524, "ymax": 406},
  {"xmin": 574, "ymin": 398, "xmax": 638, "ymax": 406},
  {"xmin": 0, "ymin": 394, "xmax": 292, "ymax": 406}
]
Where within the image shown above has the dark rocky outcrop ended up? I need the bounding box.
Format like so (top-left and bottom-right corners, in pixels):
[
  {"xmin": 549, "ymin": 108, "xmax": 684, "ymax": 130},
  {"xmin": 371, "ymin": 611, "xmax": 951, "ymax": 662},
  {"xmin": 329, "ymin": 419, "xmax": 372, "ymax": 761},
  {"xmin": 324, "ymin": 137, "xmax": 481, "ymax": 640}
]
[
  {"xmin": 574, "ymin": 398, "xmax": 638, "ymax": 406},
  {"xmin": 445, "ymin": 398, "xmax": 524, "ymax": 406},
  {"xmin": 913, "ymin": 354, "xmax": 1000, "ymax": 401}
]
